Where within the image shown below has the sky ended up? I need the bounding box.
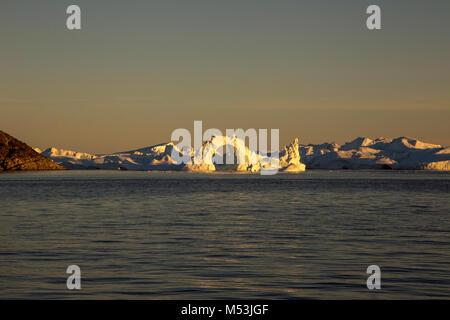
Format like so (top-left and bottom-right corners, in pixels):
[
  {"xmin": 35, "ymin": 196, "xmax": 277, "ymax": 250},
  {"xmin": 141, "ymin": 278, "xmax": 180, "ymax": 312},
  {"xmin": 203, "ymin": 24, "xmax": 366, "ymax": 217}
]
[{"xmin": 1, "ymin": 0, "xmax": 449, "ymax": 153}]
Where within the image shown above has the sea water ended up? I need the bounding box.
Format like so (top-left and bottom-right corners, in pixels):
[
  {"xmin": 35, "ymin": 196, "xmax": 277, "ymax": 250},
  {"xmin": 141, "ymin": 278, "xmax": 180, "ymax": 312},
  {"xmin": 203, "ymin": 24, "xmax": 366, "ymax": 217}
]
[{"xmin": 0, "ymin": 170, "xmax": 449, "ymax": 299}]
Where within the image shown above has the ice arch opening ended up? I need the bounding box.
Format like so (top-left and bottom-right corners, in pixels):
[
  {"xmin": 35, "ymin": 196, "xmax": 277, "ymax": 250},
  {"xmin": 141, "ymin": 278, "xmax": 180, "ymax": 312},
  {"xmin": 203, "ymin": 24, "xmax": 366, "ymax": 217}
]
[{"xmin": 187, "ymin": 135, "xmax": 264, "ymax": 173}]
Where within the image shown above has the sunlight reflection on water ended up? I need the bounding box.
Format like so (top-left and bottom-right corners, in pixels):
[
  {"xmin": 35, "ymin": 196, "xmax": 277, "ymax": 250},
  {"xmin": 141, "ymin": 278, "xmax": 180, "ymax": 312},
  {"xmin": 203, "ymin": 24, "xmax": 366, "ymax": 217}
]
[{"xmin": 0, "ymin": 170, "xmax": 449, "ymax": 299}]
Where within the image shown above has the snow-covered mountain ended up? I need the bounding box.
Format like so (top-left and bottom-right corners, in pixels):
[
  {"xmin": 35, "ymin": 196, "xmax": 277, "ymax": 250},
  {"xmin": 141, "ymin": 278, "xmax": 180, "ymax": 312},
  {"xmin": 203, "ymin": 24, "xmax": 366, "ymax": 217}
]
[
  {"xmin": 36, "ymin": 137, "xmax": 305, "ymax": 173},
  {"xmin": 298, "ymin": 137, "xmax": 449, "ymax": 170},
  {"xmin": 35, "ymin": 136, "xmax": 450, "ymax": 172},
  {"xmin": 39, "ymin": 143, "xmax": 180, "ymax": 171}
]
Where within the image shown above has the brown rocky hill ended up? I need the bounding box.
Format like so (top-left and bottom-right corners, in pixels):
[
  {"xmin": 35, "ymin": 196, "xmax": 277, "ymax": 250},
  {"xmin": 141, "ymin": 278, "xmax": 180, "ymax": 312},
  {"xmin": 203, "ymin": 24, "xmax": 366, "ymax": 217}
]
[{"xmin": 0, "ymin": 130, "xmax": 65, "ymax": 172}]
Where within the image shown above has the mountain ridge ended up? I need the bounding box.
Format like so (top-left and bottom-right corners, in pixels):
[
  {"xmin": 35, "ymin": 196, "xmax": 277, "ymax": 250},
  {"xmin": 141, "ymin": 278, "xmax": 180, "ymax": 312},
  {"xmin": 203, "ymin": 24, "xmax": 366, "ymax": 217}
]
[{"xmin": 35, "ymin": 136, "xmax": 450, "ymax": 171}]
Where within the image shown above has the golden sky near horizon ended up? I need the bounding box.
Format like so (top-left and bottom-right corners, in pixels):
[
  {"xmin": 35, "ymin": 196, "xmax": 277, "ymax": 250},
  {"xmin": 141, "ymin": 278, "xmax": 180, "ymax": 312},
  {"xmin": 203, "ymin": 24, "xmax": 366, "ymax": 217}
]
[{"xmin": 1, "ymin": 0, "xmax": 449, "ymax": 153}]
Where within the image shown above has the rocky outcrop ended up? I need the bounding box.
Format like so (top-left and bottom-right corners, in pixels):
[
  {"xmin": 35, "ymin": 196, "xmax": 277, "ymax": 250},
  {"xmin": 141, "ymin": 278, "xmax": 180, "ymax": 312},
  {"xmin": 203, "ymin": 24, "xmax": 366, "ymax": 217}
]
[{"xmin": 0, "ymin": 130, "xmax": 65, "ymax": 172}]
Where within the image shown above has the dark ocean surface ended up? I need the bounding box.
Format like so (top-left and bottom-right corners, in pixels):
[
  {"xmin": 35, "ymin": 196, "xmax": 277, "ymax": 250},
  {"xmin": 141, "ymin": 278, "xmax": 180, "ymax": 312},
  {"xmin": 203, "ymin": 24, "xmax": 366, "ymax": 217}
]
[{"xmin": 0, "ymin": 170, "xmax": 449, "ymax": 299}]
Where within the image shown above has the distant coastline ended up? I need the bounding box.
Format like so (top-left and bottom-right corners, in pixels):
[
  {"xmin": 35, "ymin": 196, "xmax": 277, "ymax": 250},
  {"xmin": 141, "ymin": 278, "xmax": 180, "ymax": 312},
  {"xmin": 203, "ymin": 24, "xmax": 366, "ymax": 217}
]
[
  {"xmin": 36, "ymin": 136, "xmax": 450, "ymax": 172},
  {"xmin": 2, "ymin": 129, "xmax": 449, "ymax": 173}
]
